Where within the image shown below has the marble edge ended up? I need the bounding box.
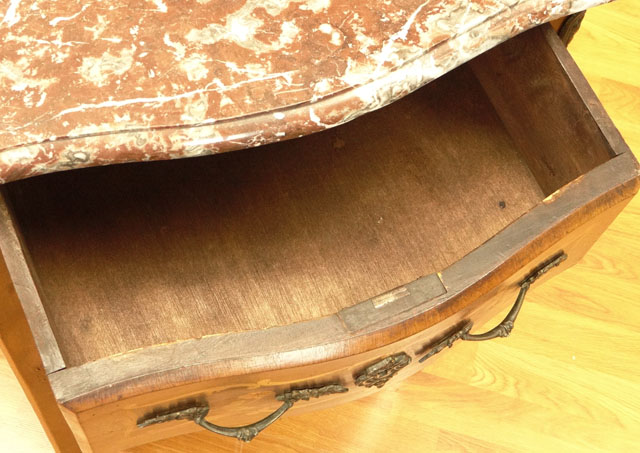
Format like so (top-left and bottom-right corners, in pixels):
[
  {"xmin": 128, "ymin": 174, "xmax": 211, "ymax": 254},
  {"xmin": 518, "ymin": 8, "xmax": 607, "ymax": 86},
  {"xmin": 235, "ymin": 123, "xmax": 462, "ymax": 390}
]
[{"xmin": 0, "ymin": 0, "xmax": 608, "ymax": 183}]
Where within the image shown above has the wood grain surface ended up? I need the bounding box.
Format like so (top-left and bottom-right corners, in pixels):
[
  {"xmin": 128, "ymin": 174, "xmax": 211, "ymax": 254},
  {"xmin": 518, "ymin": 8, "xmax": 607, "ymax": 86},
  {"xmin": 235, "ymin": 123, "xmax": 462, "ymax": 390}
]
[{"xmin": 1, "ymin": 1, "xmax": 639, "ymax": 451}]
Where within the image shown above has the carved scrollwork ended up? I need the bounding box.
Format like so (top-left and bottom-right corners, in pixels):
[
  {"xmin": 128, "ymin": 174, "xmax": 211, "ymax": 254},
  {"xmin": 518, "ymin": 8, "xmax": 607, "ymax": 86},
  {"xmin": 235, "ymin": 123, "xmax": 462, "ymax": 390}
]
[
  {"xmin": 276, "ymin": 384, "xmax": 348, "ymax": 403},
  {"xmin": 355, "ymin": 352, "xmax": 412, "ymax": 388},
  {"xmin": 418, "ymin": 322, "xmax": 473, "ymax": 363},
  {"xmin": 137, "ymin": 405, "xmax": 209, "ymax": 429}
]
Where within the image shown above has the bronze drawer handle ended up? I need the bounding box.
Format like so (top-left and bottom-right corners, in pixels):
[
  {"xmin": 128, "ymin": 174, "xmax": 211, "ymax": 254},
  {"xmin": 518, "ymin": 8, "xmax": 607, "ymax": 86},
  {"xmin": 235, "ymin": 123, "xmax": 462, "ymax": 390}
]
[
  {"xmin": 137, "ymin": 384, "xmax": 348, "ymax": 442},
  {"xmin": 420, "ymin": 251, "xmax": 567, "ymax": 362}
]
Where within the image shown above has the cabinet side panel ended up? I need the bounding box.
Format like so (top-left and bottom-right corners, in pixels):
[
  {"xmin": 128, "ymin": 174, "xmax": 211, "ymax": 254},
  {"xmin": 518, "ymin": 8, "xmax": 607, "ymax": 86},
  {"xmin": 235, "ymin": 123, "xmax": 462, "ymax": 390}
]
[
  {"xmin": 0, "ymin": 189, "xmax": 64, "ymax": 372},
  {"xmin": 0, "ymin": 254, "xmax": 81, "ymax": 452}
]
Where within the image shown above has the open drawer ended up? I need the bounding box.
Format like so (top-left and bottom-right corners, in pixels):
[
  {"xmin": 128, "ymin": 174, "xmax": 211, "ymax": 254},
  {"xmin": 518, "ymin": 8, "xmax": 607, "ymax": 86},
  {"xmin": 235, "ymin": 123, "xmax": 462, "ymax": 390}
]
[{"xmin": 0, "ymin": 25, "xmax": 638, "ymax": 452}]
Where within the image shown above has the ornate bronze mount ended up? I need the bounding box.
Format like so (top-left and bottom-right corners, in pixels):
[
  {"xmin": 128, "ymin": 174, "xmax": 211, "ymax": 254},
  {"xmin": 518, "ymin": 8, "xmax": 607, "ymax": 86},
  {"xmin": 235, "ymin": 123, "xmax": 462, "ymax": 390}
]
[
  {"xmin": 137, "ymin": 384, "xmax": 348, "ymax": 442},
  {"xmin": 355, "ymin": 352, "xmax": 412, "ymax": 388},
  {"xmin": 418, "ymin": 322, "xmax": 473, "ymax": 363},
  {"xmin": 419, "ymin": 252, "xmax": 567, "ymax": 363},
  {"xmin": 275, "ymin": 385, "xmax": 347, "ymax": 403}
]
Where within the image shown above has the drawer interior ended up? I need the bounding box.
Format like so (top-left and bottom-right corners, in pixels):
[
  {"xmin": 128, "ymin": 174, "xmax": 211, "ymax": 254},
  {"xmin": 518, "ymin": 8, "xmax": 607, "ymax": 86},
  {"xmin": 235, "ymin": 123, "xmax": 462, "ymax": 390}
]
[{"xmin": 1, "ymin": 26, "xmax": 616, "ymax": 368}]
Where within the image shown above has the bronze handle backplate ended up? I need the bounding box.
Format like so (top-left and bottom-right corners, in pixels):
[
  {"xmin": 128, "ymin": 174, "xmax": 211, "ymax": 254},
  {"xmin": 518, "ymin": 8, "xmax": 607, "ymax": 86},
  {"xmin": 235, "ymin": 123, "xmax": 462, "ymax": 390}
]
[
  {"xmin": 419, "ymin": 251, "xmax": 567, "ymax": 363},
  {"xmin": 137, "ymin": 384, "xmax": 348, "ymax": 442}
]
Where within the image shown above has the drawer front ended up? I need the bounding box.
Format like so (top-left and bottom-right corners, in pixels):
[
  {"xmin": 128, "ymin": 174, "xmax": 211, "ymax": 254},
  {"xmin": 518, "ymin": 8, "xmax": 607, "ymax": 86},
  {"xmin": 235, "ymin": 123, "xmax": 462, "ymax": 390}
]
[
  {"xmin": 64, "ymin": 200, "xmax": 632, "ymax": 453},
  {"xmin": 134, "ymin": 251, "xmax": 568, "ymax": 443}
]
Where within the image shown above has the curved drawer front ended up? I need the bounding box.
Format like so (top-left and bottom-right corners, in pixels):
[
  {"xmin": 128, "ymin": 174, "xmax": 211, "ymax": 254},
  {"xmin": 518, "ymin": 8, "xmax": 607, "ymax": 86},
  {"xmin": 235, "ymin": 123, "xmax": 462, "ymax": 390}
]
[
  {"xmin": 64, "ymin": 235, "xmax": 617, "ymax": 453},
  {"xmin": 131, "ymin": 253, "xmax": 565, "ymax": 445}
]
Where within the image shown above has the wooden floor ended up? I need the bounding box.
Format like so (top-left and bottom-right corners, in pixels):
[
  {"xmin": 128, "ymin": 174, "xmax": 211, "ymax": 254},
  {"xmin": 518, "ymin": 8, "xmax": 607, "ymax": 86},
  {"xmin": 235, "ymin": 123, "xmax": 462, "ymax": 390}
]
[{"xmin": 1, "ymin": 1, "xmax": 639, "ymax": 451}]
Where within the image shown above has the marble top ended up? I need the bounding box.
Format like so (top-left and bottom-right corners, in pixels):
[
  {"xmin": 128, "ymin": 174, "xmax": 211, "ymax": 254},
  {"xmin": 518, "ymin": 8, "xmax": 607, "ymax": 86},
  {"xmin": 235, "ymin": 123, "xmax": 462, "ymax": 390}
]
[{"xmin": 0, "ymin": 0, "xmax": 606, "ymax": 182}]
